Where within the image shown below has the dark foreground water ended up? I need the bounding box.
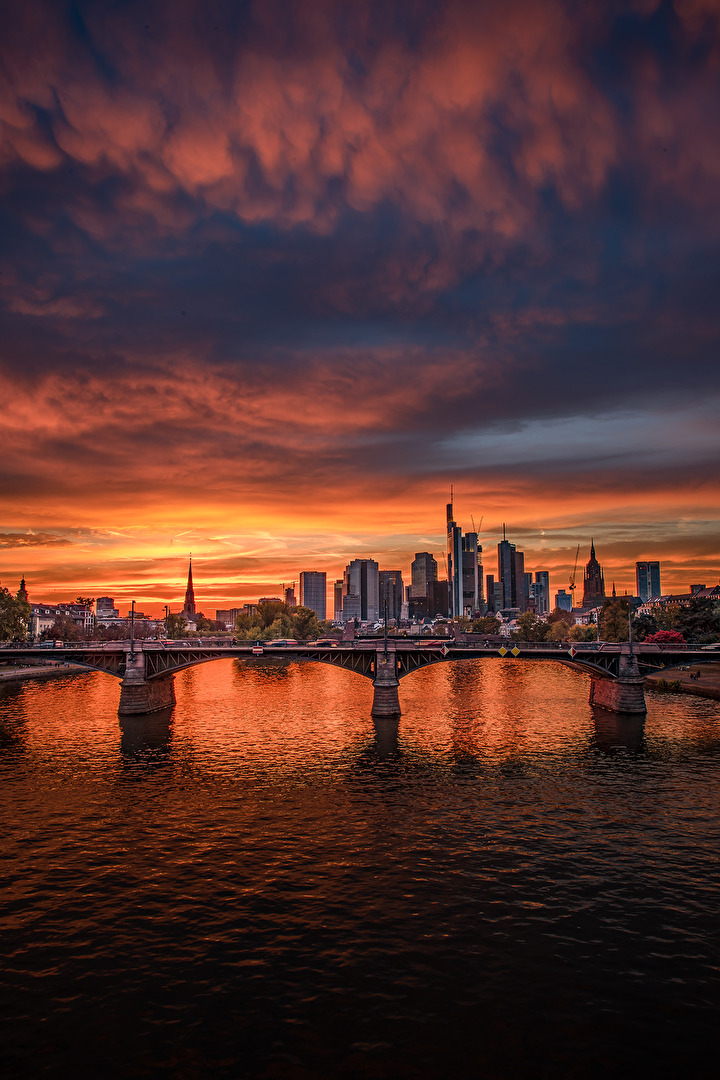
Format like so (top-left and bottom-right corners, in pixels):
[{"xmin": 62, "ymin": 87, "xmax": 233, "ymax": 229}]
[{"xmin": 1, "ymin": 658, "xmax": 718, "ymax": 1079}]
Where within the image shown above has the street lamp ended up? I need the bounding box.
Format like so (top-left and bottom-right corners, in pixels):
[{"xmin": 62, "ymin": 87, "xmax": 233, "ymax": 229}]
[{"xmin": 129, "ymin": 599, "xmax": 135, "ymax": 660}]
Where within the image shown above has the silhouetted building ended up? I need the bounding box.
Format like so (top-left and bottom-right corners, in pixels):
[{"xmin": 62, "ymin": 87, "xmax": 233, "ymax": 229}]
[
  {"xmin": 411, "ymin": 552, "xmax": 438, "ymax": 599},
  {"xmin": 17, "ymin": 577, "xmax": 28, "ymax": 604},
  {"xmin": 636, "ymin": 561, "xmax": 661, "ymax": 602},
  {"xmin": 533, "ymin": 571, "xmax": 550, "ymax": 615},
  {"xmin": 183, "ymin": 558, "xmax": 196, "ymax": 618},
  {"xmin": 379, "ymin": 570, "xmax": 404, "ymax": 622},
  {"xmin": 447, "ymin": 500, "xmax": 463, "ymax": 618},
  {"xmin": 343, "ymin": 559, "xmax": 379, "ymax": 622},
  {"xmin": 299, "ymin": 571, "xmax": 326, "ymax": 620},
  {"xmin": 333, "ymin": 579, "xmax": 344, "ymax": 621},
  {"xmin": 555, "ymin": 589, "xmax": 572, "ymax": 612},
  {"xmin": 284, "ymin": 587, "xmax": 296, "ymax": 608},
  {"xmin": 462, "ymin": 532, "xmax": 483, "ymax": 615},
  {"xmin": 427, "ymin": 578, "xmax": 449, "ymax": 617},
  {"xmin": 342, "ymin": 593, "xmax": 361, "ymax": 622},
  {"xmin": 498, "ymin": 527, "xmax": 521, "ymax": 608},
  {"xmin": 582, "ymin": 541, "xmax": 606, "ymax": 608}
]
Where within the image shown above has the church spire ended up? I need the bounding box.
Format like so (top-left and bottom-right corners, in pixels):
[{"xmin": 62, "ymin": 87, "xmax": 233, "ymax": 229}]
[{"xmin": 183, "ymin": 557, "xmax": 196, "ymax": 617}]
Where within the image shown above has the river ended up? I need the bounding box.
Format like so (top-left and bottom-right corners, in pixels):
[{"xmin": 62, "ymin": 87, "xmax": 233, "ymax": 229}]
[{"xmin": 1, "ymin": 658, "xmax": 718, "ymax": 1079}]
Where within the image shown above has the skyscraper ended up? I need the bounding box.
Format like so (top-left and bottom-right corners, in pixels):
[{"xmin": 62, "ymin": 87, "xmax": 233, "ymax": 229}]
[
  {"xmin": 447, "ymin": 499, "xmax": 463, "ymax": 618},
  {"xmin": 379, "ymin": 570, "xmax": 404, "ymax": 622},
  {"xmin": 636, "ymin": 561, "xmax": 661, "ymax": 602},
  {"xmin": 534, "ymin": 571, "xmax": 550, "ymax": 615},
  {"xmin": 411, "ymin": 552, "xmax": 438, "ymax": 599},
  {"xmin": 333, "ymin": 579, "xmax": 344, "ymax": 622},
  {"xmin": 344, "ymin": 559, "xmax": 379, "ymax": 622},
  {"xmin": 582, "ymin": 541, "xmax": 606, "ymax": 607},
  {"xmin": 299, "ymin": 572, "xmax": 326, "ymax": 620},
  {"xmin": 497, "ymin": 527, "xmax": 517, "ymax": 609}
]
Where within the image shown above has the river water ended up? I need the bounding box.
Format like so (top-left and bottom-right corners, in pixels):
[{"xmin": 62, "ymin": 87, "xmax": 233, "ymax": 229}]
[{"xmin": 1, "ymin": 658, "xmax": 718, "ymax": 1079}]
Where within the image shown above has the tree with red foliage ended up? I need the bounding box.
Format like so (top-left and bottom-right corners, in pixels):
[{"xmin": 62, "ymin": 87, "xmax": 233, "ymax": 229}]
[{"xmin": 645, "ymin": 629, "xmax": 686, "ymax": 644}]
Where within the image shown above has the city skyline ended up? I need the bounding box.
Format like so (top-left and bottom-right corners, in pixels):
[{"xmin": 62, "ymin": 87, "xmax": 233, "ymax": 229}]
[
  {"xmin": 4, "ymin": 513, "xmax": 717, "ymax": 617},
  {"xmin": 1, "ymin": 1, "xmax": 719, "ymax": 612}
]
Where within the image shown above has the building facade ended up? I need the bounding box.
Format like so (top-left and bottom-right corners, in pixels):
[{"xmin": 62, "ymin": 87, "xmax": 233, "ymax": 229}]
[
  {"xmin": 343, "ymin": 559, "xmax": 379, "ymax": 622},
  {"xmin": 299, "ymin": 572, "xmax": 327, "ymax": 620},
  {"xmin": 411, "ymin": 552, "xmax": 438, "ymax": 599},
  {"xmin": 379, "ymin": 570, "xmax": 404, "ymax": 622},
  {"xmin": 636, "ymin": 561, "xmax": 661, "ymax": 602},
  {"xmin": 582, "ymin": 541, "xmax": 606, "ymax": 608}
]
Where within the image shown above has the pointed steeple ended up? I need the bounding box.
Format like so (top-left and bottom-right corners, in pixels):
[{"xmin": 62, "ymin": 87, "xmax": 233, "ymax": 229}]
[
  {"xmin": 183, "ymin": 557, "xmax": 196, "ymax": 617},
  {"xmin": 17, "ymin": 577, "xmax": 28, "ymax": 604}
]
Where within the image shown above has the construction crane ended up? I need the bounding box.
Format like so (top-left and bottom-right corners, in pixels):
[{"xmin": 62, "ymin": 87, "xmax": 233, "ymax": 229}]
[
  {"xmin": 470, "ymin": 515, "xmax": 484, "ymax": 535},
  {"xmin": 568, "ymin": 544, "xmax": 580, "ymax": 603}
]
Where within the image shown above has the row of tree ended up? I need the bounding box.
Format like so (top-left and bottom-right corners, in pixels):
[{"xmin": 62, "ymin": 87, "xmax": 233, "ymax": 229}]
[{"xmin": 499, "ymin": 597, "xmax": 720, "ymax": 645}]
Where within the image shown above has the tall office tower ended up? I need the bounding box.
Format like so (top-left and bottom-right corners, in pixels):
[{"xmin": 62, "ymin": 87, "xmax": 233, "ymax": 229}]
[
  {"xmin": 514, "ymin": 550, "xmax": 528, "ymax": 611},
  {"xmin": 485, "ymin": 574, "xmax": 496, "ymax": 613},
  {"xmin": 342, "ymin": 593, "xmax": 361, "ymax": 622},
  {"xmin": 284, "ymin": 587, "xmax": 296, "ymax": 608},
  {"xmin": 636, "ymin": 561, "xmax": 661, "ymax": 602},
  {"xmin": 379, "ymin": 570, "xmax": 404, "ymax": 622},
  {"xmin": 582, "ymin": 541, "xmax": 606, "ymax": 607},
  {"xmin": 344, "ymin": 559, "xmax": 379, "ymax": 622},
  {"xmin": 535, "ymin": 571, "xmax": 550, "ymax": 615},
  {"xmin": 411, "ymin": 552, "xmax": 438, "ymax": 598},
  {"xmin": 497, "ymin": 527, "xmax": 517, "ymax": 609},
  {"xmin": 427, "ymin": 578, "xmax": 450, "ymax": 617},
  {"xmin": 333, "ymin": 579, "xmax": 344, "ymax": 622},
  {"xmin": 183, "ymin": 557, "xmax": 196, "ymax": 617},
  {"xmin": 555, "ymin": 589, "xmax": 572, "ymax": 611},
  {"xmin": 461, "ymin": 532, "xmax": 483, "ymax": 615},
  {"xmin": 299, "ymin": 572, "xmax": 327, "ymax": 620},
  {"xmin": 447, "ymin": 498, "xmax": 463, "ymax": 618}
]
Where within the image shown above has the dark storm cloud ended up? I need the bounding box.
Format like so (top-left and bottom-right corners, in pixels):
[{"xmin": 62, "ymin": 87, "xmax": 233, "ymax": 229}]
[{"xmin": 0, "ymin": 0, "xmax": 719, "ymax": 572}]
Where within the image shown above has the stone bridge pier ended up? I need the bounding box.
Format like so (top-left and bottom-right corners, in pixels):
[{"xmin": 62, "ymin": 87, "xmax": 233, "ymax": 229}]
[
  {"xmin": 589, "ymin": 648, "xmax": 647, "ymax": 714},
  {"xmin": 119, "ymin": 650, "xmax": 176, "ymax": 715},
  {"xmin": 372, "ymin": 646, "xmax": 401, "ymax": 719}
]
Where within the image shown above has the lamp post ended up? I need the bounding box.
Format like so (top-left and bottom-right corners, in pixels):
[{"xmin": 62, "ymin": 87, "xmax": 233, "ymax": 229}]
[
  {"xmin": 129, "ymin": 600, "xmax": 135, "ymax": 660},
  {"xmin": 164, "ymin": 604, "xmax": 169, "ymax": 641}
]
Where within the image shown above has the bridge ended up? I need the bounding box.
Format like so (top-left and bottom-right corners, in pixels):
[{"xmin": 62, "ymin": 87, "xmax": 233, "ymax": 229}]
[{"xmin": 2, "ymin": 639, "xmax": 717, "ymax": 717}]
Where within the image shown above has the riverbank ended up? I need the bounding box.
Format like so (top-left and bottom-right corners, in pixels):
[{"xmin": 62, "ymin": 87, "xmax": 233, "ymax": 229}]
[
  {"xmin": 0, "ymin": 663, "xmax": 87, "ymax": 683},
  {"xmin": 645, "ymin": 660, "xmax": 720, "ymax": 701}
]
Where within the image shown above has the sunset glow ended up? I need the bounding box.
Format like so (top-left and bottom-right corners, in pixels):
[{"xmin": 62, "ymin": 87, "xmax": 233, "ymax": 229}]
[{"xmin": 1, "ymin": 0, "xmax": 719, "ymax": 612}]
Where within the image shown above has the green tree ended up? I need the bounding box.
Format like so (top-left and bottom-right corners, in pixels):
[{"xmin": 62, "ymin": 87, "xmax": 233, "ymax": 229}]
[
  {"xmin": 567, "ymin": 623, "xmax": 597, "ymax": 642},
  {"xmin": 673, "ymin": 598, "xmax": 720, "ymax": 643},
  {"xmin": 472, "ymin": 616, "xmax": 501, "ymax": 634},
  {"xmin": 289, "ymin": 606, "xmax": 322, "ymax": 640},
  {"xmin": 165, "ymin": 613, "xmax": 188, "ymax": 638},
  {"xmin": 511, "ymin": 612, "xmax": 549, "ymax": 641},
  {"xmin": 0, "ymin": 585, "xmax": 30, "ymax": 640},
  {"xmin": 75, "ymin": 596, "xmax": 95, "ymax": 609},
  {"xmin": 599, "ymin": 598, "xmax": 631, "ymax": 642}
]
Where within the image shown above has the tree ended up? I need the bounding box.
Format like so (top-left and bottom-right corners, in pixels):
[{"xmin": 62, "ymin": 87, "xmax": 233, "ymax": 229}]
[
  {"xmin": 472, "ymin": 616, "xmax": 501, "ymax": 634},
  {"xmin": 548, "ymin": 607, "xmax": 574, "ymax": 627},
  {"xmin": 0, "ymin": 586, "xmax": 30, "ymax": 640},
  {"xmin": 645, "ymin": 629, "xmax": 686, "ymax": 644},
  {"xmin": 41, "ymin": 614, "xmax": 83, "ymax": 641},
  {"xmin": 165, "ymin": 613, "xmax": 188, "ymax": 638},
  {"xmin": 567, "ymin": 623, "xmax": 597, "ymax": 642},
  {"xmin": 599, "ymin": 598, "xmax": 631, "ymax": 642},
  {"xmin": 75, "ymin": 596, "xmax": 95, "ymax": 609},
  {"xmin": 511, "ymin": 612, "xmax": 549, "ymax": 641},
  {"xmin": 673, "ymin": 598, "xmax": 720, "ymax": 643}
]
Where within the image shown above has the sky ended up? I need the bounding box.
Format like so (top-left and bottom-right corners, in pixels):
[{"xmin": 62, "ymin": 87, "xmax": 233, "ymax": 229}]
[{"xmin": 1, "ymin": 0, "xmax": 719, "ymax": 614}]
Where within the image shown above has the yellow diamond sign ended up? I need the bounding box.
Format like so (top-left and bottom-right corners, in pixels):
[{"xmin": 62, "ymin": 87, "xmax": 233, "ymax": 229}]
[
  {"xmin": 498, "ymin": 646, "xmax": 507, "ymax": 656},
  {"xmin": 511, "ymin": 646, "xmax": 521, "ymax": 656}
]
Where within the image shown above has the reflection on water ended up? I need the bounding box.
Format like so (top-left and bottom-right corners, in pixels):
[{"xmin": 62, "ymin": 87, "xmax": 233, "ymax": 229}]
[{"xmin": 0, "ymin": 658, "xmax": 718, "ymax": 1080}]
